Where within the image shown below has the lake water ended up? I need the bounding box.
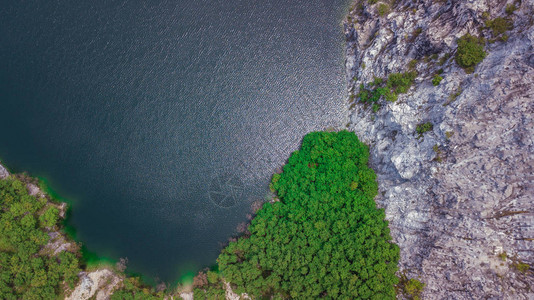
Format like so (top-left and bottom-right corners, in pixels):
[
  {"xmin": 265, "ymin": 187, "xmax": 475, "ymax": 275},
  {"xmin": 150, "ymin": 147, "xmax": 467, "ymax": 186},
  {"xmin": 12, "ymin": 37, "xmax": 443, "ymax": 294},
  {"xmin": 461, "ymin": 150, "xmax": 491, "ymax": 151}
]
[{"xmin": 0, "ymin": 0, "xmax": 349, "ymax": 283}]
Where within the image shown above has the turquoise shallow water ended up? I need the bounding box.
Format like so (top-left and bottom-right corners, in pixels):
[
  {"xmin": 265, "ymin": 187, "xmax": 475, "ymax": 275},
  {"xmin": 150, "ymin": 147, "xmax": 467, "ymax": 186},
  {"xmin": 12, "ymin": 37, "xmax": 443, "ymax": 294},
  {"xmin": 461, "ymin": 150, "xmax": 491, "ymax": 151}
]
[{"xmin": 0, "ymin": 0, "xmax": 349, "ymax": 283}]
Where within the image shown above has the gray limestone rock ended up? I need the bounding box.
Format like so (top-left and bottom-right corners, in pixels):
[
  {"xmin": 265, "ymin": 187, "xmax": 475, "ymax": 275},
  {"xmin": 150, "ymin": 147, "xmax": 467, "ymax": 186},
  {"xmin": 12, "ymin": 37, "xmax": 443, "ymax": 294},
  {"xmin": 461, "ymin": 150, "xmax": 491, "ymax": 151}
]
[
  {"xmin": 345, "ymin": 0, "xmax": 534, "ymax": 298},
  {"xmin": 0, "ymin": 163, "xmax": 9, "ymax": 179}
]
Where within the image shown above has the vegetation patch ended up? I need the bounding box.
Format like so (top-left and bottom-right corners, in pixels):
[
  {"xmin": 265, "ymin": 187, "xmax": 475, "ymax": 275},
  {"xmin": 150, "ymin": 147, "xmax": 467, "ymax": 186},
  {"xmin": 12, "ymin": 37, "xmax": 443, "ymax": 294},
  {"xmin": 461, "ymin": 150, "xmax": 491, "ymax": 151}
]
[
  {"xmin": 397, "ymin": 272, "xmax": 425, "ymax": 300},
  {"xmin": 432, "ymin": 74, "xmax": 443, "ymax": 86},
  {"xmin": 505, "ymin": 4, "xmax": 517, "ymax": 15},
  {"xmin": 408, "ymin": 59, "xmax": 418, "ymax": 70},
  {"xmin": 0, "ymin": 174, "xmax": 166, "ymax": 299},
  {"xmin": 192, "ymin": 270, "xmax": 226, "ymax": 299},
  {"xmin": 378, "ymin": 3, "xmax": 390, "ymax": 16},
  {"xmin": 432, "ymin": 145, "xmax": 443, "ymax": 163},
  {"xmin": 372, "ymin": 103, "xmax": 381, "ymax": 112},
  {"xmin": 455, "ymin": 34, "xmax": 487, "ymax": 73},
  {"xmin": 512, "ymin": 261, "xmax": 530, "ymax": 273},
  {"xmin": 410, "ymin": 27, "xmax": 423, "ymax": 42},
  {"xmin": 486, "ymin": 17, "xmax": 513, "ymax": 41},
  {"xmin": 438, "ymin": 53, "xmax": 451, "ymax": 66},
  {"xmin": 110, "ymin": 277, "xmax": 164, "ymax": 300},
  {"xmin": 511, "ymin": 259, "xmax": 531, "ymax": 274},
  {"xmin": 444, "ymin": 86, "xmax": 463, "ymax": 106},
  {"xmin": 218, "ymin": 131, "xmax": 400, "ymax": 299},
  {"xmin": 403, "ymin": 278, "xmax": 425, "ymax": 299},
  {"xmin": 355, "ymin": 71, "xmax": 417, "ymax": 112},
  {"xmin": 416, "ymin": 122, "xmax": 433, "ymax": 137},
  {"xmin": 0, "ymin": 177, "xmax": 81, "ymax": 299}
]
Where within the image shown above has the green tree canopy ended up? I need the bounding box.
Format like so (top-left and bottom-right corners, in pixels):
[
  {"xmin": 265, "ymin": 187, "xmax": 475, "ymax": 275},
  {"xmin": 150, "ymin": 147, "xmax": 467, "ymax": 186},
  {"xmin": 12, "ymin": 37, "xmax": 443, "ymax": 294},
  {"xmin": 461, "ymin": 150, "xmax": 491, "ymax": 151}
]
[
  {"xmin": 0, "ymin": 177, "xmax": 81, "ymax": 299},
  {"xmin": 455, "ymin": 33, "xmax": 487, "ymax": 73},
  {"xmin": 218, "ymin": 131, "xmax": 399, "ymax": 299}
]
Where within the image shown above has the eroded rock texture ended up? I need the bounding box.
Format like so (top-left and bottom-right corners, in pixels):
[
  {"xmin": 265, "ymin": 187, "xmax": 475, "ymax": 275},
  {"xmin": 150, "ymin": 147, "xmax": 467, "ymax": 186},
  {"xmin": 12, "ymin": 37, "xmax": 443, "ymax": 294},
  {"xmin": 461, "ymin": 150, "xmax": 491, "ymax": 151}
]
[
  {"xmin": 66, "ymin": 269, "xmax": 122, "ymax": 300},
  {"xmin": 345, "ymin": 0, "xmax": 533, "ymax": 298}
]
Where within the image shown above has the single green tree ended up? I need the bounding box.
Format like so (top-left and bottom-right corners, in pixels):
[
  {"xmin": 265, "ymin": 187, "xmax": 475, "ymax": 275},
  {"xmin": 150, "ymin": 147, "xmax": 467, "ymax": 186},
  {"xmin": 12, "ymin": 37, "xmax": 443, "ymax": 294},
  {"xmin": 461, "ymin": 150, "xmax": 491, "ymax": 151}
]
[{"xmin": 455, "ymin": 34, "xmax": 487, "ymax": 73}]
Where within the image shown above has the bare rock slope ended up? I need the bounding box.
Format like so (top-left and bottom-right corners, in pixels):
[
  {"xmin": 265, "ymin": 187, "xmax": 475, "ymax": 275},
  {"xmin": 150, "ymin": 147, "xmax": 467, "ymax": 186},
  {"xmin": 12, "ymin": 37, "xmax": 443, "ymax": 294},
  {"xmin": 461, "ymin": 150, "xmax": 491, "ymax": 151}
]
[{"xmin": 345, "ymin": 0, "xmax": 533, "ymax": 298}]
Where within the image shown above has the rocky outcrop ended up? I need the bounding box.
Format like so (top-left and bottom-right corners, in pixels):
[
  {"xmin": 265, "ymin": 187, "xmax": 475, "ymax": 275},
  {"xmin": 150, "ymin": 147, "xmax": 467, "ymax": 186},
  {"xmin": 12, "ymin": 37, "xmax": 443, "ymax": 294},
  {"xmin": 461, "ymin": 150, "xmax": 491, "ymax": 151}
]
[
  {"xmin": 66, "ymin": 269, "xmax": 122, "ymax": 300},
  {"xmin": 0, "ymin": 163, "xmax": 124, "ymax": 299},
  {"xmin": 0, "ymin": 163, "xmax": 8, "ymax": 179},
  {"xmin": 345, "ymin": 0, "xmax": 533, "ymax": 298}
]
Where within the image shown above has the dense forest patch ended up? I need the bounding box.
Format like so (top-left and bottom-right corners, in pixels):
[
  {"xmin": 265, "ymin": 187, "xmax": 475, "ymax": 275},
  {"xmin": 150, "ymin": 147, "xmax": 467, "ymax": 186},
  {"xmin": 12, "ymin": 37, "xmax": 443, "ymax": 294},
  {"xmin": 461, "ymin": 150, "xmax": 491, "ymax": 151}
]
[
  {"xmin": 0, "ymin": 177, "xmax": 80, "ymax": 299},
  {"xmin": 0, "ymin": 176, "xmax": 165, "ymax": 299},
  {"xmin": 217, "ymin": 131, "xmax": 399, "ymax": 299}
]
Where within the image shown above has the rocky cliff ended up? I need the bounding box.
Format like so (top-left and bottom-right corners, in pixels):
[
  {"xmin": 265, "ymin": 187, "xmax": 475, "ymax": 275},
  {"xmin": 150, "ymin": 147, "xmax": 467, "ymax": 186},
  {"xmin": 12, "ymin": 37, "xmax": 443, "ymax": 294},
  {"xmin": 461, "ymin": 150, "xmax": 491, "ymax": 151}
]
[{"xmin": 344, "ymin": 0, "xmax": 533, "ymax": 298}]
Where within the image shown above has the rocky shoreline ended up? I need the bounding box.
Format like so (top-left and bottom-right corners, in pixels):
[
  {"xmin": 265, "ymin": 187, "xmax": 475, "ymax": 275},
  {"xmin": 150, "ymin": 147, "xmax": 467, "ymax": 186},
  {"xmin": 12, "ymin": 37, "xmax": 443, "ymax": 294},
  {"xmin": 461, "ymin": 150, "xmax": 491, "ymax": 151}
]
[
  {"xmin": 344, "ymin": 0, "xmax": 533, "ymax": 298},
  {"xmin": 1, "ymin": 160, "xmax": 241, "ymax": 299},
  {"xmin": 0, "ymin": 162, "xmax": 124, "ymax": 299}
]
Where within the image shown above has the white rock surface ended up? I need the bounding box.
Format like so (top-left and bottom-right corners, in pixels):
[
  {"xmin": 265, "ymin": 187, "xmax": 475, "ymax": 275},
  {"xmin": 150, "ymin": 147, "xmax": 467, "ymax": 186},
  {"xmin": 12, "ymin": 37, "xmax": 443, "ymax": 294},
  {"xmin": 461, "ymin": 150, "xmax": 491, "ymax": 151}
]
[
  {"xmin": 0, "ymin": 163, "xmax": 9, "ymax": 179},
  {"xmin": 66, "ymin": 269, "xmax": 122, "ymax": 300}
]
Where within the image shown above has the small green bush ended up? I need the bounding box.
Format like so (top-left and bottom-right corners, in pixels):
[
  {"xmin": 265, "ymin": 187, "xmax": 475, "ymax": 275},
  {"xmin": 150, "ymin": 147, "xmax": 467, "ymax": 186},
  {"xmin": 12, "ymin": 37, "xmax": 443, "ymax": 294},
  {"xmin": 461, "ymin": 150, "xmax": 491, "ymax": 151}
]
[
  {"xmin": 455, "ymin": 34, "xmax": 487, "ymax": 73},
  {"xmin": 505, "ymin": 4, "xmax": 517, "ymax": 15},
  {"xmin": 512, "ymin": 261, "xmax": 530, "ymax": 273},
  {"xmin": 486, "ymin": 17, "xmax": 513, "ymax": 36},
  {"xmin": 371, "ymin": 76, "xmax": 384, "ymax": 86},
  {"xmin": 372, "ymin": 103, "xmax": 381, "ymax": 112},
  {"xmin": 416, "ymin": 122, "xmax": 433, "ymax": 136},
  {"xmin": 433, "ymin": 145, "xmax": 442, "ymax": 163},
  {"xmin": 357, "ymin": 71, "xmax": 416, "ymax": 108},
  {"xmin": 404, "ymin": 278, "xmax": 425, "ymax": 299},
  {"xmin": 368, "ymin": 0, "xmax": 378, "ymax": 4},
  {"xmin": 443, "ymin": 86, "xmax": 463, "ymax": 107},
  {"xmin": 378, "ymin": 3, "xmax": 390, "ymax": 16},
  {"xmin": 438, "ymin": 53, "xmax": 451, "ymax": 66},
  {"xmin": 387, "ymin": 71, "xmax": 417, "ymax": 94},
  {"xmin": 432, "ymin": 75, "xmax": 443, "ymax": 86},
  {"xmin": 408, "ymin": 59, "xmax": 418, "ymax": 69}
]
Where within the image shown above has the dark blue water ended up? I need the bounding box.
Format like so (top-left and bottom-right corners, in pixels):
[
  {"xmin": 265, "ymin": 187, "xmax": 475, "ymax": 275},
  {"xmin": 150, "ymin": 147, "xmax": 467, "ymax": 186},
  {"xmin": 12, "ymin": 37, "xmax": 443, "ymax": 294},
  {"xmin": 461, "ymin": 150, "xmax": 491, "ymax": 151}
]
[{"xmin": 0, "ymin": 0, "xmax": 348, "ymax": 283}]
